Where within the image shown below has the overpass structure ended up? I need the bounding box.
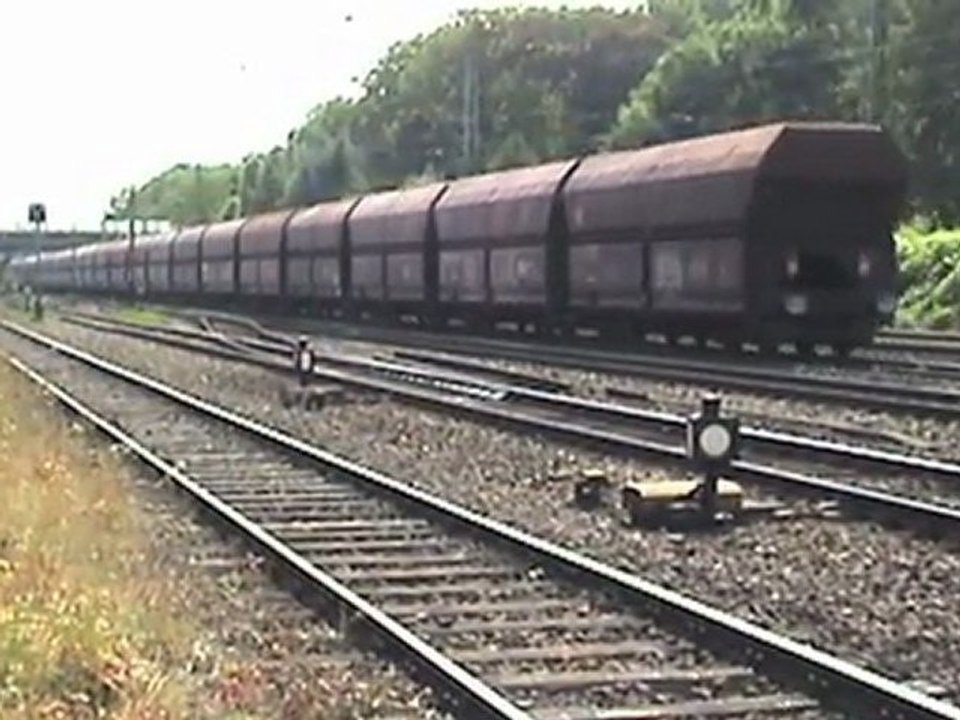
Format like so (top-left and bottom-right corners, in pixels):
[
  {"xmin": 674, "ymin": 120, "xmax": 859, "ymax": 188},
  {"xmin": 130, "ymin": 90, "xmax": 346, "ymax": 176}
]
[{"xmin": 0, "ymin": 230, "xmax": 111, "ymax": 259}]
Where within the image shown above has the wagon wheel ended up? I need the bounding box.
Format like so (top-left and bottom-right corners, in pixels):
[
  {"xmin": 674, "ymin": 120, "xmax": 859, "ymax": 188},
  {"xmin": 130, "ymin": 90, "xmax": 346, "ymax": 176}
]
[
  {"xmin": 753, "ymin": 340, "xmax": 779, "ymax": 357},
  {"xmin": 832, "ymin": 343, "xmax": 853, "ymax": 359},
  {"xmin": 794, "ymin": 341, "xmax": 816, "ymax": 359}
]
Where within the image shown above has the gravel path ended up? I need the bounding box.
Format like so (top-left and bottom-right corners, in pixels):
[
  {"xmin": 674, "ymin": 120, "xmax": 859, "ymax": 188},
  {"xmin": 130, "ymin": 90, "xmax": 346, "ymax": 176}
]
[{"xmin": 18, "ymin": 315, "xmax": 960, "ymax": 706}]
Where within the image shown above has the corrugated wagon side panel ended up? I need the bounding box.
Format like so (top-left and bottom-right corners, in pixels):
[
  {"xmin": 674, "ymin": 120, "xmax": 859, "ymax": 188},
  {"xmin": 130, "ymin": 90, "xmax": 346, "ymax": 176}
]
[
  {"xmin": 649, "ymin": 237, "xmax": 745, "ymax": 312},
  {"xmin": 348, "ymin": 184, "xmax": 446, "ymax": 303},
  {"xmin": 569, "ymin": 241, "xmax": 645, "ymax": 309},
  {"xmin": 489, "ymin": 246, "xmax": 547, "ymax": 305},
  {"xmin": 147, "ymin": 242, "xmax": 172, "ymax": 293},
  {"xmin": 438, "ymin": 249, "xmax": 485, "ymax": 303},
  {"xmin": 238, "ymin": 211, "xmax": 294, "ymax": 296},
  {"xmin": 171, "ymin": 227, "xmax": 205, "ymax": 294},
  {"xmin": 202, "ymin": 220, "xmax": 243, "ymax": 295},
  {"xmin": 386, "ymin": 253, "xmax": 424, "ymax": 301},
  {"xmin": 285, "ymin": 199, "xmax": 358, "ymax": 299},
  {"xmin": 436, "ymin": 161, "xmax": 576, "ymax": 309},
  {"xmin": 313, "ymin": 258, "xmax": 342, "ymax": 298},
  {"xmin": 351, "ymin": 255, "xmax": 384, "ymax": 300}
]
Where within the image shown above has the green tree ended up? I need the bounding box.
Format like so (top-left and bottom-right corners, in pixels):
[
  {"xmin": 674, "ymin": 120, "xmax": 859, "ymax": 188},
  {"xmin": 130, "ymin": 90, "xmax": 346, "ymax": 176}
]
[
  {"xmin": 356, "ymin": 7, "xmax": 668, "ymax": 182},
  {"xmin": 889, "ymin": 0, "xmax": 960, "ymax": 221},
  {"xmin": 486, "ymin": 131, "xmax": 540, "ymax": 171},
  {"xmin": 247, "ymin": 149, "xmax": 285, "ymax": 213},
  {"xmin": 609, "ymin": 5, "xmax": 842, "ymax": 147},
  {"xmin": 113, "ymin": 163, "xmax": 236, "ymax": 227}
]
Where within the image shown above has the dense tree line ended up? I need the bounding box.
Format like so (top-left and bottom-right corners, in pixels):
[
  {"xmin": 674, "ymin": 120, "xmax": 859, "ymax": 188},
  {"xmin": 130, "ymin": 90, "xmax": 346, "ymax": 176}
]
[{"xmin": 112, "ymin": 1, "xmax": 960, "ymax": 226}]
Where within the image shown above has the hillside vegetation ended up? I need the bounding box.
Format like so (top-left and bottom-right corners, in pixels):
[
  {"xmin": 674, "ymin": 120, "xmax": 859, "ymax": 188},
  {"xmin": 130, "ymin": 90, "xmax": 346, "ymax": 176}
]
[
  {"xmin": 896, "ymin": 226, "xmax": 960, "ymax": 329},
  {"xmin": 107, "ymin": 0, "xmax": 960, "ymax": 329},
  {"xmin": 113, "ymin": 1, "xmax": 960, "ymax": 227}
]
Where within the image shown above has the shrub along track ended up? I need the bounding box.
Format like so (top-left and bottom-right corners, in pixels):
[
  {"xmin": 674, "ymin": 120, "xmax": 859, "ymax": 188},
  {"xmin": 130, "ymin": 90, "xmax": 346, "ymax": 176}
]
[{"xmin": 5, "ymin": 320, "xmax": 960, "ymax": 719}]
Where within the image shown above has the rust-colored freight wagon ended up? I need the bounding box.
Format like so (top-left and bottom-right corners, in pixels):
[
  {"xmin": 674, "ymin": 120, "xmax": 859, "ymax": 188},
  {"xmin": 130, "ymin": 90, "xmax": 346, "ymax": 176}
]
[
  {"xmin": 285, "ymin": 198, "xmax": 358, "ymax": 308},
  {"xmin": 105, "ymin": 239, "xmax": 132, "ymax": 293},
  {"xmin": 434, "ymin": 160, "xmax": 579, "ymax": 327},
  {"xmin": 24, "ymin": 121, "xmax": 906, "ymax": 352},
  {"xmin": 74, "ymin": 244, "xmax": 98, "ymax": 291},
  {"xmin": 236, "ymin": 211, "xmax": 296, "ymax": 297},
  {"xmin": 201, "ymin": 219, "xmax": 245, "ymax": 296},
  {"xmin": 129, "ymin": 236, "xmax": 149, "ymax": 295},
  {"xmin": 39, "ymin": 249, "xmax": 75, "ymax": 291},
  {"xmin": 563, "ymin": 122, "xmax": 905, "ymax": 346},
  {"xmin": 141, "ymin": 232, "xmax": 176, "ymax": 296},
  {"xmin": 88, "ymin": 242, "xmax": 113, "ymax": 291},
  {"xmin": 32, "ymin": 251, "xmax": 53, "ymax": 290},
  {"xmin": 348, "ymin": 183, "xmax": 447, "ymax": 315},
  {"xmin": 170, "ymin": 226, "xmax": 205, "ymax": 295},
  {"xmin": 131, "ymin": 233, "xmax": 173, "ymax": 296},
  {"xmin": 35, "ymin": 251, "xmax": 57, "ymax": 290}
]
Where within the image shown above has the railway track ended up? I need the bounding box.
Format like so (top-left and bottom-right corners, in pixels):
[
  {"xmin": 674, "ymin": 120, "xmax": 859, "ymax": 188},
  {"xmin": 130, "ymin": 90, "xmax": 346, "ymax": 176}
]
[
  {"xmin": 877, "ymin": 329, "xmax": 960, "ymax": 359},
  {"xmin": 174, "ymin": 309, "xmax": 960, "ymax": 420},
  {"xmin": 59, "ymin": 311, "xmax": 960, "ymax": 535},
  {"xmin": 2, "ymin": 319, "xmax": 959, "ymax": 720}
]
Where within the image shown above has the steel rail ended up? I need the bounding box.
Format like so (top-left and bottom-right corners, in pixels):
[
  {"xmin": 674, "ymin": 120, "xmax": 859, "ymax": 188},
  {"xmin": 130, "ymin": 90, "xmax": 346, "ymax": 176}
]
[
  {"xmin": 177, "ymin": 318, "xmax": 960, "ymax": 481},
  {"xmin": 3, "ymin": 343, "xmax": 528, "ymax": 720},
  {"xmin": 206, "ymin": 310, "xmax": 960, "ymax": 419},
  {"xmin": 878, "ymin": 329, "xmax": 960, "ymax": 356},
  {"xmin": 56, "ymin": 312, "xmax": 960, "ymax": 535},
  {"xmin": 3, "ymin": 318, "xmax": 959, "ymax": 720}
]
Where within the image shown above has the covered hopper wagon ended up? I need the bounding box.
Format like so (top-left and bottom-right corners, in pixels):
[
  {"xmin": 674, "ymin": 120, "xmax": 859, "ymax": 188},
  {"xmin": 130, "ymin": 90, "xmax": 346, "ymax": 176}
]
[{"xmin": 16, "ymin": 121, "xmax": 907, "ymax": 352}]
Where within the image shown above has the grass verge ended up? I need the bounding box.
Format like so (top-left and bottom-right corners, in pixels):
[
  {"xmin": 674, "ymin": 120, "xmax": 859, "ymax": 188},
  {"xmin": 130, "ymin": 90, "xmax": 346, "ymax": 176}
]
[
  {"xmin": 112, "ymin": 305, "xmax": 170, "ymax": 327},
  {"xmin": 0, "ymin": 358, "xmax": 195, "ymax": 718},
  {"xmin": 0, "ymin": 351, "xmax": 428, "ymax": 719}
]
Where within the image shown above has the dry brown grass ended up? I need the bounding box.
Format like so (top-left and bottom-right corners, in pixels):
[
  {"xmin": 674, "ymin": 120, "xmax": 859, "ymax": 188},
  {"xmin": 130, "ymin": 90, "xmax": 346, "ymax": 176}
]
[
  {"xmin": 0, "ymin": 346, "xmax": 437, "ymax": 719},
  {"xmin": 0, "ymin": 360, "xmax": 196, "ymax": 719}
]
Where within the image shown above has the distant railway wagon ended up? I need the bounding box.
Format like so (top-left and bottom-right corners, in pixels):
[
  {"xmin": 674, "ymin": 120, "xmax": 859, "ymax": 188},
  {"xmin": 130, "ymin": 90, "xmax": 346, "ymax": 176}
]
[{"xmin": 13, "ymin": 122, "xmax": 908, "ymax": 351}]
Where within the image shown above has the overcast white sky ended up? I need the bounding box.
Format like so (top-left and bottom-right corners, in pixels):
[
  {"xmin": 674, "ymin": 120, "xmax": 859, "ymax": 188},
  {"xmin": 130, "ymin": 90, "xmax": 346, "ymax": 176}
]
[{"xmin": 0, "ymin": 0, "xmax": 636, "ymax": 230}]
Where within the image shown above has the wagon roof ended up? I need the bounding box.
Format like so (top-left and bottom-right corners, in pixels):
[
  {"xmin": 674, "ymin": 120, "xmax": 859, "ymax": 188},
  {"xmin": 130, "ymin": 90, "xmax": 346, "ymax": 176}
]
[
  {"xmin": 136, "ymin": 231, "xmax": 176, "ymax": 249},
  {"xmin": 435, "ymin": 159, "xmax": 579, "ymax": 243},
  {"xmin": 100, "ymin": 239, "xmax": 131, "ymax": 257},
  {"xmin": 238, "ymin": 210, "xmax": 298, "ymax": 254},
  {"xmin": 286, "ymin": 197, "xmax": 360, "ymax": 253},
  {"xmin": 350, "ymin": 183, "xmax": 448, "ymax": 247},
  {"xmin": 564, "ymin": 122, "xmax": 907, "ymax": 236},
  {"xmin": 201, "ymin": 218, "xmax": 246, "ymax": 257},
  {"xmin": 174, "ymin": 226, "xmax": 205, "ymax": 242},
  {"xmin": 172, "ymin": 225, "xmax": 206, "ymax": 258}
]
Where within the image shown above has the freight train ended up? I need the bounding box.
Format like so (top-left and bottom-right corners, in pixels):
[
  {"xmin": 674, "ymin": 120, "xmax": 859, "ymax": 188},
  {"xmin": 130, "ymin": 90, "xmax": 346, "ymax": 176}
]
[{"xmin": 10, "ymin": 121, "xmax": 908, "ymax": 353}]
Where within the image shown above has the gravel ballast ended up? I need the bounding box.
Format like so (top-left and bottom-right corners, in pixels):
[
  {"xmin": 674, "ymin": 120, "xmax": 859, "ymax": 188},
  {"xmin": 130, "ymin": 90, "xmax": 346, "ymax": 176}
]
[
  {"xmin": 12, "ymin": 315, "xmax": 960, "ymax": 706},
  {"xmin": 2, "ymin": 329, "xmax": 446, "ymax": 719}
]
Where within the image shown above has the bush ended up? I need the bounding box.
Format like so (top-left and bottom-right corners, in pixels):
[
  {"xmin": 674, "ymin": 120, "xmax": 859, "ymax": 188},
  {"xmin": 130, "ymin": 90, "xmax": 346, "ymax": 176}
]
[{"xmin": 895, "ymin": 224, "xmax": 960, "ymax": 329}]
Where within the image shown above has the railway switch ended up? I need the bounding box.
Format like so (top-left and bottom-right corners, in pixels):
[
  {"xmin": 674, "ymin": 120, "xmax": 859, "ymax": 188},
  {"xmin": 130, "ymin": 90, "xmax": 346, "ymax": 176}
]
[{"xmin": 687, "ymin": 393, "xmax": 740, "ymax": 521}]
